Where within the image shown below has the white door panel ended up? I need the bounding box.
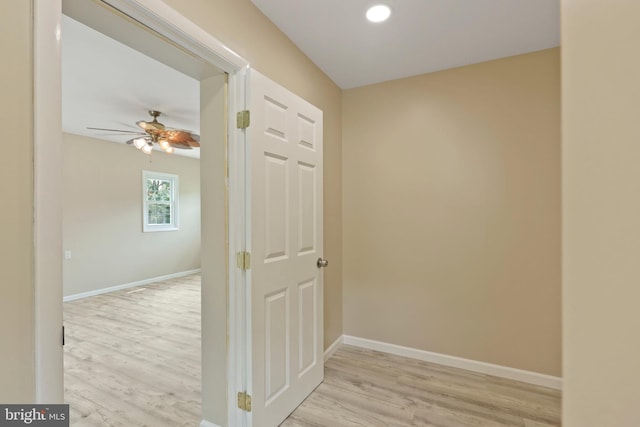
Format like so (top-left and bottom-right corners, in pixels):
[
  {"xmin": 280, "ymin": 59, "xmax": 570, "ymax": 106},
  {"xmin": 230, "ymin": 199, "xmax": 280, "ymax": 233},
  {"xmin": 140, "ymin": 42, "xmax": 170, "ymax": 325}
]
[{"xmin": 248, "ymin": 69, "xmax": 324, "ymax": 427}]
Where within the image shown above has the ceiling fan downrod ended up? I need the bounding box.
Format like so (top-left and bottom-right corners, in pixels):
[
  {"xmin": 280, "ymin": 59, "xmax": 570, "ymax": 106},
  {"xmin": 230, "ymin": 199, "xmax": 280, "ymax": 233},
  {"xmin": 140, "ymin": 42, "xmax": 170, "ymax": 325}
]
[{"xmin": 148, "ymin": 110, "xmax": 162, "ymax": 122}]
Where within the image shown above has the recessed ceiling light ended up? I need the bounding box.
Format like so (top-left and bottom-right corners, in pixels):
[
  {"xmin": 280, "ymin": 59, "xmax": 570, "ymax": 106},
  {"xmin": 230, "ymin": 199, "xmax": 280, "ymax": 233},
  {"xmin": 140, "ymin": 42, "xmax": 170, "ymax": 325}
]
[{"xmin": 366, "ymin": 5, "xmax": 391, "ymax": 23}]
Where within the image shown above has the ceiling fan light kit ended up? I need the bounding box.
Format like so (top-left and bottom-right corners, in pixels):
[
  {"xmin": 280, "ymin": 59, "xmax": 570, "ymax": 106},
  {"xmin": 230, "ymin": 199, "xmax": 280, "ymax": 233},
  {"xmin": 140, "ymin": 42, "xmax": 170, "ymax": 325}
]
[
  {"xmin": 133, "ymin": 137, "xmax": 147, "ymax": 149},
  {"xmin": 159, "ymin": 139, "xmax": 174, "ymax": 153},
  {"xmin": 88, "ymin": 110, "xmax": 200, "ymax": 155}
]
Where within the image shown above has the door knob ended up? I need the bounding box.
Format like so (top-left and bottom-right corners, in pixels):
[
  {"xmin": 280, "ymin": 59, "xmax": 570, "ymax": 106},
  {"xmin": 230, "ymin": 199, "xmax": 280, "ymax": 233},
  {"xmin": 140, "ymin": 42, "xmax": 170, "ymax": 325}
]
[{"xmin": 317, "ymin": 258, "xmax": 329, "ymax": 268}]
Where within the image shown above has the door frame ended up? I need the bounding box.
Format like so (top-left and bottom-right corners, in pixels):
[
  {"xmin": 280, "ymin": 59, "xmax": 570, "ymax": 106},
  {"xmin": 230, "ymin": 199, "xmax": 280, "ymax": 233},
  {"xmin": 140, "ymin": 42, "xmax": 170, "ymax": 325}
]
[{"xmin": 33, "ymin": 0, "xmax": 249, "ymax": 425}]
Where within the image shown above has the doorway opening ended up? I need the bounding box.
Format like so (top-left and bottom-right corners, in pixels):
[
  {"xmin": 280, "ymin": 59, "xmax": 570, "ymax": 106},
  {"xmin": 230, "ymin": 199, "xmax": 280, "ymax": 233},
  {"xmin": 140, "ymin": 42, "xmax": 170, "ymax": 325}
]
[
  {"xmin": 34, "ymin": 0, "xmax": 247, "ymax": 425},
  {"xmin": 61, "ymin": 4, "xmax": 218, "ymax": 423}
]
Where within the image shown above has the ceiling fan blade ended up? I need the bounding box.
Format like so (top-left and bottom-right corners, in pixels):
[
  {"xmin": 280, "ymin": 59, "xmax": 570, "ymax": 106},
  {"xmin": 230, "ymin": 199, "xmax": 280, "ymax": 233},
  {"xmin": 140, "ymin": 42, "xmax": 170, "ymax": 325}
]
[
  {"xmin": 87, "ymin": 127, "xmax": 144, "ymax": 134},
  {"xmin": 137, "ymin": 120, "xmax": 165, "ymax": 132},
  {"xmin": 167, "ymin": 128, "xmax": 200, "ymax": 141},
  {"xmin": 94, "ymin": 133, "xmax": 147, "ymax": 137},
  {"xmin": 160, "ymin": 130, "xmax": 201, "ymax": 148}
]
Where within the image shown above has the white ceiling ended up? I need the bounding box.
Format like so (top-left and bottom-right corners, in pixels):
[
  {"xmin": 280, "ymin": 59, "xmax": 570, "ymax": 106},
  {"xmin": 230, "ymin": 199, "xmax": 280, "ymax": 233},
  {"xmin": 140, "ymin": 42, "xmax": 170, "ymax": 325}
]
[
  {"xmin": 61, "ymin": 3, "xmax": 220, "ymax": 159},
  {"xmin": 250, "ymin": 0, "xmax": 560, "ymax": 89},
  {"xmin": 63, "ymin": 0, "xmax": 560, "ymax": 153}
]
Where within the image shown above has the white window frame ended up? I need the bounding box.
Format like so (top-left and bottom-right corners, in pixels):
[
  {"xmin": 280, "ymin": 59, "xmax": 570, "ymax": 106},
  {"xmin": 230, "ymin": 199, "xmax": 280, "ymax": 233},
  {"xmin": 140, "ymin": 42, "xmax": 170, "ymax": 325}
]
[{"xmin": 142, "ymin": 170, "xmax": 179, "ymax": 232}]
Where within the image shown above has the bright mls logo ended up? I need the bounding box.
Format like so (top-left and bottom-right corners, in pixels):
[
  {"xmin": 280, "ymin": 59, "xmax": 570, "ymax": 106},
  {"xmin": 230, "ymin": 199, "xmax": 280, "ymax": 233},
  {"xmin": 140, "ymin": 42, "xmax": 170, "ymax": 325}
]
[{"xmin": 0, "ymin": 405, "xmax": 69, "ymax": 426}]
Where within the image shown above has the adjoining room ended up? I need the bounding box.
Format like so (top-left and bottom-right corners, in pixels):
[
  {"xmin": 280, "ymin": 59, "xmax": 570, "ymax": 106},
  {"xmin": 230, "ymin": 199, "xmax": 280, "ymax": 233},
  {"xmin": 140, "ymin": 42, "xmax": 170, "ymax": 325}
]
[{"xmin": 60, "ymin": 3, "xmax": 225, "ymax": 423}]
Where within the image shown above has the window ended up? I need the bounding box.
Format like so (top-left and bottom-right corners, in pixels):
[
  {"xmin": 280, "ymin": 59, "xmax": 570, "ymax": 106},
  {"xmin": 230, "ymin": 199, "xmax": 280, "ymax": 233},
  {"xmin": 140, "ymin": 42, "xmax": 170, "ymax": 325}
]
[{"xmin": 143, "ymin": 171, "xmax": 179, "ymax": 232}]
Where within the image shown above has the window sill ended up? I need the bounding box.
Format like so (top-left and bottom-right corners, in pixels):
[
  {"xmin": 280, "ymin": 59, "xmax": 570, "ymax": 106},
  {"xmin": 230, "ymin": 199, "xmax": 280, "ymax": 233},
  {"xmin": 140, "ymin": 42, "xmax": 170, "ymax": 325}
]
[{"xmin": 143, "ymin": 227, "xmax": 180, "ymax": 233}]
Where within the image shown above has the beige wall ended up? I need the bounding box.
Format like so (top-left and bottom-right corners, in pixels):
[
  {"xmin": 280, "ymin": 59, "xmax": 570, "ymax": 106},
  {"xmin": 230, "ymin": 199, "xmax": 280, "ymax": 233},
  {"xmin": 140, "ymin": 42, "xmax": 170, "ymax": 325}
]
[
  {"xmin": 562, "ymin": 1, "xmax": 640, "ymax": 425},
  {"xmin": 162, "ymin": 0, "xmax": 343, "ymax": 349},
  {"xmin": 63, "ymin": 133, "xmax": 201, "ymax": 297},
  {"xmin": 0, "ymin": 0, "xmax": 34, "ymax": 403},
  {"xmin": 343, "ymin": 49, "xmax": 561, "ymax": 376}
]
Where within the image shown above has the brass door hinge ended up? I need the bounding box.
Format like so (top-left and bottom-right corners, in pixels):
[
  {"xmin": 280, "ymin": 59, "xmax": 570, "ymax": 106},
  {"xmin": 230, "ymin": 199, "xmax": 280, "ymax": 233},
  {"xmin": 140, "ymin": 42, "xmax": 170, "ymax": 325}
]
[
  {"xmin": 237, "ymin": 391, "xmax": 252, "ymax": 412},
  {"xmin": 237, "ymin": 251, "xmax": 251, "ymax": 270},
  {"xmin": 236, "ymin": 110, "xmax": 250, "ymax": 129}
]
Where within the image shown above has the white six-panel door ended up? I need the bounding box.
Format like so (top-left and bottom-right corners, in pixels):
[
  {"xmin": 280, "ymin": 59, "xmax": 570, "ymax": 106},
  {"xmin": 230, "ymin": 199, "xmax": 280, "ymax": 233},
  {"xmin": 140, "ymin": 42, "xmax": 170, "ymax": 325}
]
[{"xmin": 247, "ymin": 69, "xmax": 324, "ymax": 427}]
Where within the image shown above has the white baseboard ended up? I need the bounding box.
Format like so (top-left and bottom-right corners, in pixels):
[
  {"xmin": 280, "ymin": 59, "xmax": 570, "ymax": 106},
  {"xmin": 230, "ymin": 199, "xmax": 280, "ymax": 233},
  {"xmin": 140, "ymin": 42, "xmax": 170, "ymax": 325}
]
[
  {"xmin": 343, "ymin": 335, "xmax": 562, "ymax": 390},
  {"xmin": 324, "ymin": 335, "xmax": 344, "ymax": 361},
  {"xmin": 63, "ymin": 269, "xmax": 201, "ymax": 302},
  {"xmin": 200, "ymin": 420, "xmax": 222, "ymax": 427}
]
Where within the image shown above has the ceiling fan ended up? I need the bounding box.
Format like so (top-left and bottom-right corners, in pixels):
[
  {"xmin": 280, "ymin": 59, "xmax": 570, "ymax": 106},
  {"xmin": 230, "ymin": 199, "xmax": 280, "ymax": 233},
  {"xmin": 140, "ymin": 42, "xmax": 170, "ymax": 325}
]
[{"xmin": 88, "ymin": 110, "xmax": 200, "ymax": 155}]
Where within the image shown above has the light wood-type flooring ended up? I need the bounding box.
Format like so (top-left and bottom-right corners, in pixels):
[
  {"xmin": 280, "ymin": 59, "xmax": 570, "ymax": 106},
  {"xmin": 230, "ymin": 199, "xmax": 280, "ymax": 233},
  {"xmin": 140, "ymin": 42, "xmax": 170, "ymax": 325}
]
[
  {"xmin": 282, "ymin": 346, "xmax": 561, "ymax": 427},
  {"xmin": 64, "ymin": 275, "xmax": 561, "ymax": 426},
  {"xmin": 64, "ymin": 274, "xmax": 201, "ymax": 426}
]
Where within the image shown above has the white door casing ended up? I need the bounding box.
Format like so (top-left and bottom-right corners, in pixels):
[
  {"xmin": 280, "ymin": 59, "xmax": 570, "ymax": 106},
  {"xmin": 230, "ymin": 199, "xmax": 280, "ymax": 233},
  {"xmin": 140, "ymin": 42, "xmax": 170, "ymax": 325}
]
[{"xmin": 247, "ymin": 69, "xmax": 324, "ymax": 427}]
